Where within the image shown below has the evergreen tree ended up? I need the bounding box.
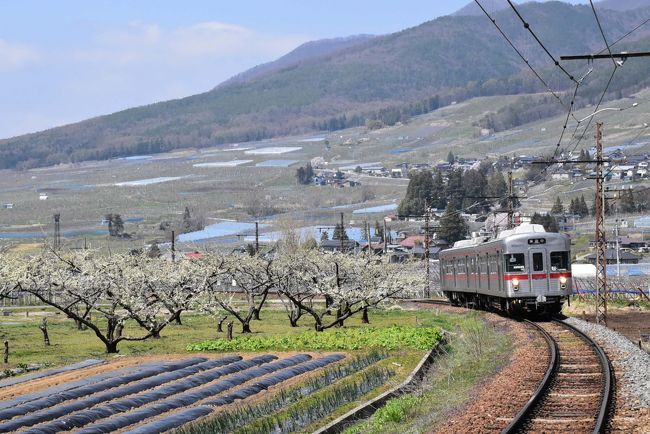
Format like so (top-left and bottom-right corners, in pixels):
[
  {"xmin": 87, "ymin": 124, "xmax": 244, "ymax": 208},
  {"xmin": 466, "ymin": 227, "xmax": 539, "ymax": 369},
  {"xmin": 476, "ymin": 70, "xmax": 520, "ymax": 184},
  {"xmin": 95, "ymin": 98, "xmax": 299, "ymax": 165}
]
[
  {"xmin": 551, "ymin": 197, "xmax": 564, "ymax": 214},
  {"xmin": 147, "ymin": 242, "xmax": 161, "ymax": 258},
  {"xmin": 431, "ymin": 171, "xmax": 447, "ymax": 210},
  {"xmin": 462, "ymin": 169, "xmax": 488, "ymax": 212},
  {"xmin": 398, "ymin": 170, "xmax": 435, "ymax": 216},
  {"xmin": 320, "ymin": 230, "xmax": 329, "ymax": 242},
  {"xmin": 332, "ymin": 223, "xmax": 349, "ymax": 241},
  {"xmin": 579, "ymin": 195, "xmax": 589, "ymax": 217},
  {"xmin": 182, "ymin": 207, "xmax": 192, "ymax": 232},
  {"xmin": 445, "ymin": 168, "xmax": 464, "ymax": 210},
  {"xmin": 105, "ymin": 213, "xmax": 124, "ymax": 237},
  {"xmin": 447, "ymin": 151, "xmax": 455, "ymax": 164},
  {"xmin": 619, "ymin": 189, "xmax": 635, "ymax": 213},
  {"xmin": 374, "ymin": 220, "xmax": 384, "ymax": 239},
  {"xmin": 531, "ymin": 212, "xmax": 559, "ymax": 232},
  {"xmin": 488, "ymin": 171, "xmax": 507, "ymax": 208},
  {"xmin": 569, "ymin": 198, "xmax": 577, "ymax": 215},
  {"xmin": 438, "ymin": 203, "xmax": 469, "ymax": 244}
]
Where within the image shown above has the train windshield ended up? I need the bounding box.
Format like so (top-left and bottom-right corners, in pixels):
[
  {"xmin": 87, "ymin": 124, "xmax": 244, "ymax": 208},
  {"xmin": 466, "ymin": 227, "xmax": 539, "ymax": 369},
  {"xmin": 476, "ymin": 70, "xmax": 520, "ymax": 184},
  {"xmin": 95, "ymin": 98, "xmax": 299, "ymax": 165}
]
[
  {"xmin": 504, "ymin": 253, "xmax": 525, "ymax": 272},
  {"xmin": 550, "ymin": 251, "xmax": 569, "ymax": 271}
]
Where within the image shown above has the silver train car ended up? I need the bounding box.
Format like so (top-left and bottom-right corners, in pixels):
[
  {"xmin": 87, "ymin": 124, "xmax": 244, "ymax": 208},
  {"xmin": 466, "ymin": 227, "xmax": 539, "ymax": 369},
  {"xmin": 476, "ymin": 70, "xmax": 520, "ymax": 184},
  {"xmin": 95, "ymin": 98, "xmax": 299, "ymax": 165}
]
[{"xmin": 439, "ymin": 224, "xmax": 572, "ymax": 313}]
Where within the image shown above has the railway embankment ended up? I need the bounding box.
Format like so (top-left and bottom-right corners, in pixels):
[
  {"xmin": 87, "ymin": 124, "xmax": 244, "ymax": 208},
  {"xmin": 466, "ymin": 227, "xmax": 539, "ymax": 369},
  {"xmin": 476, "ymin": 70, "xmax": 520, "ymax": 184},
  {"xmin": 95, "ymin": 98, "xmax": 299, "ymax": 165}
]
[{"xmin": 565, "ymin": 317, "xmax": 650, "ymax": 433}]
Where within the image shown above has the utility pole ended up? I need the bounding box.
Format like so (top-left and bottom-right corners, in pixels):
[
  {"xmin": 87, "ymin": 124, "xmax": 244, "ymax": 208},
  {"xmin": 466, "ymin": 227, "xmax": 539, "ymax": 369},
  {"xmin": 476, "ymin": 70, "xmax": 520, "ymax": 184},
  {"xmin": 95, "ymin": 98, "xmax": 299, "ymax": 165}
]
[
  {"xmin": 615, "ymin": 218, "xmax": 620, "ymax": 277},
  {"xmin": 53, "ymin": 214, "xmax": 61, "ymax": 250},
  {"xmin": 171, "ymin": 230, "xmax": 176, "ymax": 262},
  {"xmin": 365, "ymin": 221, "xmax": 372, "ymax": 256},
  {"xmin": 340, "ymin": 212, "xmax": 345, "ymax": 252},
  {"xmin": 594, "ymin": 122, "xmax": 607, "ymax": 325},
  {"xmin": 507, "ymin": 171, "xmax": 514, "ymax": 229},
  {"xmin": 383, "ymin": 219, "xmax": 388, "ymax": 254},
  {"xmin": 255, "ymin": 221, "xmax": 259, "ymax": 255},
  {"xmin": 424, "ymin": 201, "xmax": 431, "ymax": 298}
]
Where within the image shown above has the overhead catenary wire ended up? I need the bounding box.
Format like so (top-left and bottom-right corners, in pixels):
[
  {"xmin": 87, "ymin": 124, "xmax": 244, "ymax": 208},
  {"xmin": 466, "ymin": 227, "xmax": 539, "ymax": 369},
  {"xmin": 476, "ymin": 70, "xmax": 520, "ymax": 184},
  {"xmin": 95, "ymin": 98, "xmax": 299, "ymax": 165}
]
[
  {"xmin": 473, "ymin": 0, "xmax": 576, "ymax": 108},
  {"xmin": 589, "ymin": 0, "xmax": 618, "ymax": 68},
  {"xmin": 506, "ymin": 0, "xmax": 579, "ymax": 84}
]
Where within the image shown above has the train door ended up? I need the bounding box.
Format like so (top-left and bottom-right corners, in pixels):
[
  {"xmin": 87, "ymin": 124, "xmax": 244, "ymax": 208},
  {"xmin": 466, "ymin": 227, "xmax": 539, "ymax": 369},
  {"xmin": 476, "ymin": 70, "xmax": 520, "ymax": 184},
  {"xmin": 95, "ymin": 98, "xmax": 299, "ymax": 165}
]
[{"xmin": 528, "ymin": 249, "xmax": 549, "ymax": 299}]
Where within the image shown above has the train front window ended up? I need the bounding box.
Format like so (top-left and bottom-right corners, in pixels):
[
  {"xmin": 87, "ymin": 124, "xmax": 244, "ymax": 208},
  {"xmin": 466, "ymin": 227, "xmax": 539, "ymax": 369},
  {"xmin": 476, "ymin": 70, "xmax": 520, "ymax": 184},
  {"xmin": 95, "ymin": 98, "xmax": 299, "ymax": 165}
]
[
  {"xmin": 550, "ymin": 251, "xmax": 569, "ymax": 271},
  {"xmin": 504, "ymin": 253, "xmax": 525, "ymax": 272},
  {"xmin": 532, "ymin": 252, "xmax": 544, "ymax": 271}
]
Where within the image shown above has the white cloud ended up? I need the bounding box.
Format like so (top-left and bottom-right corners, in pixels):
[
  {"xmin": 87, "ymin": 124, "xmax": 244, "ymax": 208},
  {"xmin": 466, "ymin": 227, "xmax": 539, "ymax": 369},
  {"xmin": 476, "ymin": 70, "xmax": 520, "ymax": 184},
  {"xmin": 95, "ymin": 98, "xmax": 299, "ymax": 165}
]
[
  {"xmin": 0, "ymin": 39, "xmax": 39, "ymax": 69},
  {"xmin": 73, "ymin": 21, "xmax": 305, "ymax": 66}
]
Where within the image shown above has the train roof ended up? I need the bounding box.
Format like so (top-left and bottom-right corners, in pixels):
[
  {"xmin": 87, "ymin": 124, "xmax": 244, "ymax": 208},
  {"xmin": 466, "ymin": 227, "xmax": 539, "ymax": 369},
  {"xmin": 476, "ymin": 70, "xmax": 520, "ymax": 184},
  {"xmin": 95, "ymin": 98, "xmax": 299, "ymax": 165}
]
[{"xmin": 449, "ymin": 224, "xmax": 552, "ymax": 250}]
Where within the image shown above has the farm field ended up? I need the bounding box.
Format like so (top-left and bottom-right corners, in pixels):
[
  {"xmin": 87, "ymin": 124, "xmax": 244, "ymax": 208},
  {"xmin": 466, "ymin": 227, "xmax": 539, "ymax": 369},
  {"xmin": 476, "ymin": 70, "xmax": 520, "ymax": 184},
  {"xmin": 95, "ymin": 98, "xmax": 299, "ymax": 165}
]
[
  {"xmin": 0, "ymin": 307, "xmax": 459, "ymax": 433},
  {"xmin": 3, "ymin": 88, "xmax": 650, "ymax": 254}
]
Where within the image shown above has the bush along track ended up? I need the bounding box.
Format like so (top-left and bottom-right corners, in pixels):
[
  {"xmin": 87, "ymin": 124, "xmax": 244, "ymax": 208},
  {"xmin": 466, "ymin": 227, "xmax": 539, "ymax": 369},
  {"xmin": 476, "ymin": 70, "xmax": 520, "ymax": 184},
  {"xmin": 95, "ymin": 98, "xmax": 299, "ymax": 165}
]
[
  {"xmin": 174, "ymin": 350, "xmax": 387, "ymax": 434},
  {"xmin": 187, "ymin": 325, "xmax": 442, "ymax": 352}
]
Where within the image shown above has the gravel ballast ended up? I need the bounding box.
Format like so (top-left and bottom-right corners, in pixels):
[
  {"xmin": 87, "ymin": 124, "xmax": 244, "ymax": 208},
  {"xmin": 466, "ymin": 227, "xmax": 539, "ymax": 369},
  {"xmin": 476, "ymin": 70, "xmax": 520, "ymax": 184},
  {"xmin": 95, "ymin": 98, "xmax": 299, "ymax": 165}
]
[{"xmin": 565, "ymin": 316, "xmax": 650, "ymax": 433}]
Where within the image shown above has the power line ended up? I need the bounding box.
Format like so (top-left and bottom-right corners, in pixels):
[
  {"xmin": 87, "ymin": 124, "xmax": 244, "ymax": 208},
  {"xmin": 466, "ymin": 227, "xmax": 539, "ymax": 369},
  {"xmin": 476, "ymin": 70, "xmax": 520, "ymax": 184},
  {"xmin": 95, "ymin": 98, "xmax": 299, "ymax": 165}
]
[
  {"xmin": 473, "ymin": 0, "xmax": 575, "ymax": 108},
  {"xmin": 589, "ymin": 0, "xmax": 617, "ymax": 68},
  {"xmin": 506, "ymin": 0, "xmax": 578, "ymax": 84}
]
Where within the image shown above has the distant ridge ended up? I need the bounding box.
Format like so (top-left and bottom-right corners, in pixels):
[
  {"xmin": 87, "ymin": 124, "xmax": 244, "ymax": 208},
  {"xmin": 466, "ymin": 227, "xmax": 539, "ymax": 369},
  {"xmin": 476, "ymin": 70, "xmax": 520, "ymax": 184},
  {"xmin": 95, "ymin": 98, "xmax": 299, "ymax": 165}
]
[
  {"xmin": 3, "ymin": 1, "xmax": 650, "ymax": 170},
  {"xmin": 597, "ymin": 0, "xmax": 650, "ymax": 12},
  {"xmin": 217, "ymin": 35, "xmax": 376, "ymax": 88},
  {"xmin": 453, "ymin": 0, "xmax": 508, "ymax": 16}
]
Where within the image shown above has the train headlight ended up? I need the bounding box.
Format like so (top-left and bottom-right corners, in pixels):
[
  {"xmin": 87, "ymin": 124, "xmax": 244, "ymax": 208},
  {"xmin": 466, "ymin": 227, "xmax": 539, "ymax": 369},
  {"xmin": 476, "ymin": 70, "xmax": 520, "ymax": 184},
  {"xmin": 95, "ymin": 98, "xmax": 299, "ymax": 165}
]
[
  {"xmin": 559, "ymin": 276, "xmax": 567, "ymax": 284},
  {"xmin": 512, "ymin": 278, "xmax": 519, "ymax": 290}
]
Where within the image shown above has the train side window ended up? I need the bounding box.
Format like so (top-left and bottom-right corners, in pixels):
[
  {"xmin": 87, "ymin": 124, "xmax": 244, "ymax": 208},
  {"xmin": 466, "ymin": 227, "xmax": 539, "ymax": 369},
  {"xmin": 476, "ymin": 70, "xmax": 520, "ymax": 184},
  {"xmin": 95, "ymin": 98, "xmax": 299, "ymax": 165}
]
[
  {"xmin": 550, "ymin": 252, "xmax": 569, "ymax": 271},
  {"xmin": 532, "ymin": 252, "xmax": 544, "ymax": 271},
  {"xmin": 504, "ymin": 253, "xmax": 525, "ymax": 272}
]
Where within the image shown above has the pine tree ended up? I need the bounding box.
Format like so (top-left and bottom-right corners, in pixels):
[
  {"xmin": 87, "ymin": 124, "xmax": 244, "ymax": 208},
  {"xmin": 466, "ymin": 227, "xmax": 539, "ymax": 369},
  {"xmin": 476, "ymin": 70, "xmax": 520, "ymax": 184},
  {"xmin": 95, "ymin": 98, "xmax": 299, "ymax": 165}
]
[
  {"xmin": 619, "ymin": 189, "xmax": 635, "ymax": 213},
  {"xmin": 147, "ymin": 242, "xmax": 161, "ymax": 258},
  {"xmin": 438, "ymin": 203, "xmax": 469, "ymax": 244},
  {"xmin": 551, "ymin": 197, "xmax": 564, "ymax": 214},
  {"xmin": 332, "ymin": 223, "xmax": 349, "ymax": 241},
  {"xmin": 374, "ymin": 220, "xmax": 384, "ymax": 238},
  {"xmin": 488, "ymin": 171, "xmax": 507, "ymax": 208},
  {"xmin": 579, "ymin": 195, "xmax": 589, "ymax": 217},
  {"xmin": 447, "ymin": 151, "xmax": 455, "ymax": 164},
  {"xmin": 320, "ymin": 231, "xmax": 329, "ymax": 242},
  {"xmin": 182, "ymin": 207, "xmax": 192, "ymax": 232}
]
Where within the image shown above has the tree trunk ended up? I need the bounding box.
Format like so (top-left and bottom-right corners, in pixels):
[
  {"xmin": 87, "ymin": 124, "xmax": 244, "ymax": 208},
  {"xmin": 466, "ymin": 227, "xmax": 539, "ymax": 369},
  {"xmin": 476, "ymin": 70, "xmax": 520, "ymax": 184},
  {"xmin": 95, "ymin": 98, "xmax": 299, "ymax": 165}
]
[
  {"xmin": 3, "ymin": 341, "xmax": 8, "ymax": 363},
  {"xmin": 39, "ymin": 318, "xmax": 50, "ymax": 346},
  {"xmin": 336, "ymin": 308, "xmax": 344, "ymax": 327},
  {"xmin": 241, "ymin": 322, "xmax": 252, "ymax": 334},
  {"xmin": 105, "ymin": 341, "xmax": 119, "ymax": 354},
  {"xmin": 226, "ymin": 322, "xmax": 234, "ymax": 341},
  {"xmin": 217, "ymin": 316, "xmax": 227, "ymax": 333},
  {"xmin": 174, "ymin": 311, "xmax": 183, "ymax": 325},
  {"xmin": 362, "ymin": 307, "xmax": 370, "ymax": 324},
  {"xmin": 151, "ymin": 329, "xmax": 161, "ymax": 339}
]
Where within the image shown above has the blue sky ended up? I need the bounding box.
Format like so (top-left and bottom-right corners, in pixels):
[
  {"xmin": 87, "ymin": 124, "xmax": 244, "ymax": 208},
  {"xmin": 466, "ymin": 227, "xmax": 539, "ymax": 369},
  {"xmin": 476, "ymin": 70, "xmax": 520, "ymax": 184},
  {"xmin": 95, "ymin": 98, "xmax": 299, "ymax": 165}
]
[{"xmin": 0, "ymin": 0, "xmax": 587, "ymax": 139}]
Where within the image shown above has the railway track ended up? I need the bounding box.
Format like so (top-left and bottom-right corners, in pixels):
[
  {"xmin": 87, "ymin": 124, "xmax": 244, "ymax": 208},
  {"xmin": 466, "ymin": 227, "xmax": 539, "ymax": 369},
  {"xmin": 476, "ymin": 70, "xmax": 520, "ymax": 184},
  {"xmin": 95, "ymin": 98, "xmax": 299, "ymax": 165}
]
[{"xmin": 503, "ymin": 318, "xmax": 614, "ymax": 434}]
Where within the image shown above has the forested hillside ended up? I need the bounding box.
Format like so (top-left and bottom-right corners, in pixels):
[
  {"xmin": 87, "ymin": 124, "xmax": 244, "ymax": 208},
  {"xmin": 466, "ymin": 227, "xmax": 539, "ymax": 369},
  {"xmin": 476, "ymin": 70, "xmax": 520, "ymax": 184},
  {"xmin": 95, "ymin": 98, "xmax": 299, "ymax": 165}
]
[{"xmin": 2, "ymin": 1, "xmax": 650, "ymax": 169}]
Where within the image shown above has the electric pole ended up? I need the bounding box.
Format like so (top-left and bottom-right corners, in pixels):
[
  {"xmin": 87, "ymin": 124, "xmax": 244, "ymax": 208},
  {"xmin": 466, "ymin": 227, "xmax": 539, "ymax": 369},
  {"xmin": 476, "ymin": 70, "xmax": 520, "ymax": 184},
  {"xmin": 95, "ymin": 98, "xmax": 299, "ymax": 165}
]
[
  {"xmin": 383, "ymin": 219, "xmax": 388, "ymax": 254},
  {"xmin": 171, "ymin": 230, "xmax": 176, "ymax": 262},
  {"xmin": 340, "ymin": 212, "xmax": 345, "ymax": 252},
  {"xmin": 507, "ymin": 171, "xmax": 514, "ymax": 229},
  {"xmin": 53, "ymin": 214, "xmax": 61, "ymax": 250},
  {"xmin": 424, "ymin": 201, "xmax": 431, "ymax": 298},
  {"xmin": 255, "ymin": 221, "xmax": 259, "ymax": 255},
  {"xmin": 594, "ymin": 122, "xmax": 607, "ymax": 325}
]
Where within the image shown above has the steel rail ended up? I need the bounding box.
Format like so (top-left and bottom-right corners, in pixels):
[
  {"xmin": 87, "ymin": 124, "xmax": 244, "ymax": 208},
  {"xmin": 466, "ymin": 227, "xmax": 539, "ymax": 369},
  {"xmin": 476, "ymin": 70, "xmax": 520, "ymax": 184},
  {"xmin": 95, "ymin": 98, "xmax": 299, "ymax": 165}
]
[
  {"xmin": 554, "ymin": 318, "xmax": 614, "ymax": 434},
  {"xmin": 502, "ymin": 318, "xmax": 613, "ymax": 434},
  {"xmin": 501, "ymin": 319, "xmax": 559, "ymax": 434}
]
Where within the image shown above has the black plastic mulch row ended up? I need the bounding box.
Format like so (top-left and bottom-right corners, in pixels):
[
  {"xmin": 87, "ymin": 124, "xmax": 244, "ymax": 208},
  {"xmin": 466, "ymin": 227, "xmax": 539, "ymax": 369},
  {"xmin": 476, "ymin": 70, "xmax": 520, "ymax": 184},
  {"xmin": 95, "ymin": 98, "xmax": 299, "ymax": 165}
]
[
  {"xmin": 27, "ymin": 355, "xmax": 278, "ymax": 434},
  {"xmin": 124, "ymin": 354, "xmax": 346, "ymax": 434},
  {"xmin": 74, "ymin": 355, "xmax": 311, "ymax": 434},
  {"xmin": 0, "ymin": 356, "xmax": 237, "ymax": 433},
  {"xmin": 0, "ymin": 359, "xmax": 103, "ymax": 390},
  {"xmin": 0, "ymin": 360, "xmax": 177, "ymax": 411}
]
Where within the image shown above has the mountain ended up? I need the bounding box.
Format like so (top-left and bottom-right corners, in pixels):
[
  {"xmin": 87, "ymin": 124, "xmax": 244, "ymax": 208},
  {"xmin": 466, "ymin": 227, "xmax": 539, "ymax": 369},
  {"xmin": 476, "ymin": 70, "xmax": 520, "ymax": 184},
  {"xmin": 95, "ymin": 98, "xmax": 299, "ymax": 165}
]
[
  {"xmin": 217, "ymin": 35, "xmax": 376, "ymax": 88},
  {"xmin": 3, "ymin": 1, "xmax": 650, "ymax": 170},
  {"xmin": 597, "ymin": 0, "xmax": 650, "ymax": 12},
  {"xmin": 453, "ymin": 0, "xmax": 508, "ymax": 17}
]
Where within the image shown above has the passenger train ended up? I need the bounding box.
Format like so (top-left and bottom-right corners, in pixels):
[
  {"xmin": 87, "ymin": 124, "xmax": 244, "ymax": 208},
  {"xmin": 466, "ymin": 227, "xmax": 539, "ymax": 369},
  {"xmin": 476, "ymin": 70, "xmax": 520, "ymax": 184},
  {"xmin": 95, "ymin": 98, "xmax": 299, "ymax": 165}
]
[{"xmin": 439, "ymin": 224, "xmax": 572, "ymax": 313}]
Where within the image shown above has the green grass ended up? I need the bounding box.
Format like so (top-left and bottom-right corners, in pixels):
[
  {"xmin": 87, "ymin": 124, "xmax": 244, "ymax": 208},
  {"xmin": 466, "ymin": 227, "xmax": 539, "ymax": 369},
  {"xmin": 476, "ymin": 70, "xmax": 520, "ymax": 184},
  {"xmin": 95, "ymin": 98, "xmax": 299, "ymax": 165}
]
[
  {"xmin": 187, "ymin": 325, "xmax": 442, "ymax": 352},
  {"xmin": 343, "ymin": 311, "xmax": 511, "ymax": 434},
  {"xmin": 0, "ymin": 307, "xmax": 448, "ymax": 369}
]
